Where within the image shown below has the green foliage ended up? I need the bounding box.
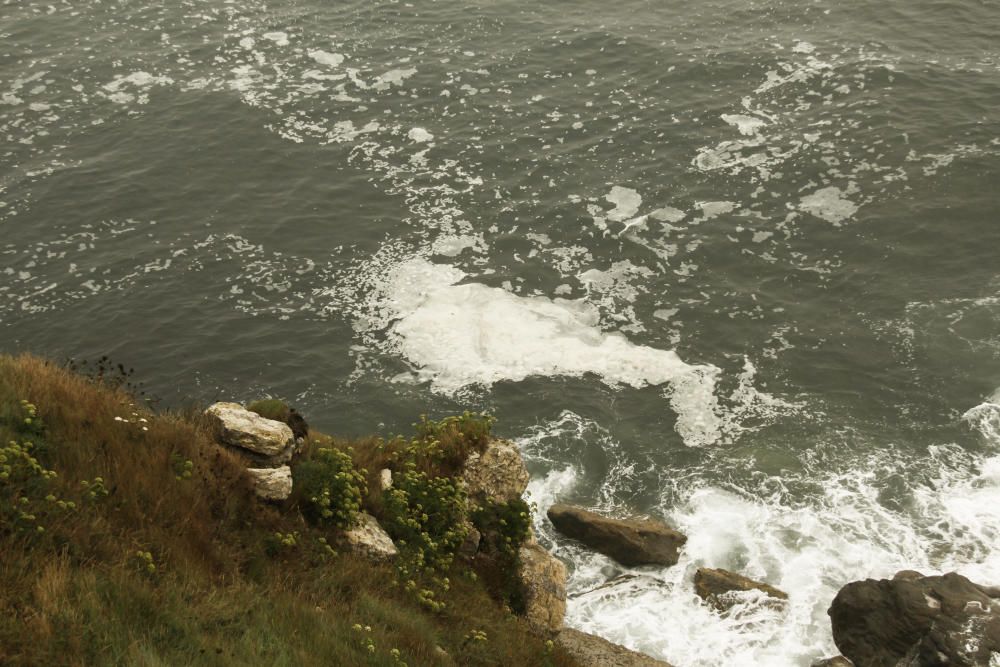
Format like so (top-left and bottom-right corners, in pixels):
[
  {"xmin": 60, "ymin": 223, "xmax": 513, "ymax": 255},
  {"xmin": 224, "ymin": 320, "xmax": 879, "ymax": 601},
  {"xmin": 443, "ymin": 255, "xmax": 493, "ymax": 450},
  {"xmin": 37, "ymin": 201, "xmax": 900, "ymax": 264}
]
[
  {"xmin": 264, "ymin": 531, "xmax": 300, "ymax": 557},
  {"xmin": 0, "ymin": 434, "xmax": 73, "ymax": 536},
  {"xmin": 134, "ymin": 550, "xmax": 157, "ymax": 576},
  {"xmin": 411, "ymin": 411, "xmax": 495, "ymax": 472},
  {"xmin": 383, "ymin": 464, "xmax": 468, "ymax": 611},
  {"xmin": 247, "ymin": 399, "xmax": 291, "ymax": 424},
  {"xmin": 293, "ymin": 447, "xmax": 367, "ymax": 529},
  {"xmin": 471, "ymin": 499, "xmax": 533, "ymax": 613},
  {"xmin": 79, "ymin": 476, "xmax": 109, "ymax": 503},
  {"xmin": 170, "ymin": 453, "xmax": 194, "ymax": 481}
]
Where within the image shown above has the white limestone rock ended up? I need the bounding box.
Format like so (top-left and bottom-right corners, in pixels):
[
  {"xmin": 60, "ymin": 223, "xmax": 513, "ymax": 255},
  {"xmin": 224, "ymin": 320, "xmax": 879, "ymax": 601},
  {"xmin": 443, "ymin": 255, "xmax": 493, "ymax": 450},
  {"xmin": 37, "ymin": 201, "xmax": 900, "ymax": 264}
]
[
  {"xmin": 246, "ymin": 466, "xmax": 293, "ymax": 501},
  {"xmin": 343, "ymin": 512, "xmax": 398, "ymax": 561},
  {"xmin": 460, "ymin": 438, "xmax": 529, "ymax": 505},
  {"xmin": 205, "ymin": 402, "xmax": 295, "ymax": 463}
]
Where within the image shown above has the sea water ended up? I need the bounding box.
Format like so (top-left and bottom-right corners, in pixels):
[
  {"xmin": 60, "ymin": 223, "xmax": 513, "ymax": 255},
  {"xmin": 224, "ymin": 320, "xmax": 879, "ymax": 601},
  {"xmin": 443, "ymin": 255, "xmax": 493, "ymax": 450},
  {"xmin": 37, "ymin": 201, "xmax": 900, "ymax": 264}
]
[{"xmin": 2, "ymin": 0, "xmax": 999, "ymax": 664}]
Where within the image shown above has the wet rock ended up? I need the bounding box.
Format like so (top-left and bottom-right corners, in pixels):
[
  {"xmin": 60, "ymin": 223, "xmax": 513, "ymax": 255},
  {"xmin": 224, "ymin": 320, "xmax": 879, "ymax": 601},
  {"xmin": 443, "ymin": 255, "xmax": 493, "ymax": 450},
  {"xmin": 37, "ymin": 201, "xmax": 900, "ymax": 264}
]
[
  {"xmin": 546, "ymin": 504, "xmax": 686, "ymax": 567},
  {"xmin": 810, "ymin": 657, "xmax": 853, "ymax": 667},
  {"xmin": 829, "ymin": 570, "xmax": 1000, "ymax": 667},
  {"xmin": 694, "ymin": 567, "xmax": 788, "ymax": 611},
  {"xmin": 246, "ymin": 465, "xmax": 293, "ymax": 501},
  {"xmin": 341, "ymin": 512, "xmax": 398, "ymax": 561},
  {"xmin": 461, "ymin": 438, "xmax": 529, "ymax": 504},
  {"xmin": 519, "ymin": 539, "xmax": 567, "ymax": 631},
  {"xmin": 205, "ymin": 402, "xmax": 296, "ymax": 464},
  {"xmin": 556, "ymin": 628, "xmax": 673, "ymax": 667}
]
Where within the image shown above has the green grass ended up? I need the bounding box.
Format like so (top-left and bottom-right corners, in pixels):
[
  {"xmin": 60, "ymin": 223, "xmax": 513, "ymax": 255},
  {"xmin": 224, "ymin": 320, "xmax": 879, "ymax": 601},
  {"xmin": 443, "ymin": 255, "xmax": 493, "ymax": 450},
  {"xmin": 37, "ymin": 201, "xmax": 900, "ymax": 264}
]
[{"xmin": 0, "ymin": 354, "xmax": 575, "ymax": 667}]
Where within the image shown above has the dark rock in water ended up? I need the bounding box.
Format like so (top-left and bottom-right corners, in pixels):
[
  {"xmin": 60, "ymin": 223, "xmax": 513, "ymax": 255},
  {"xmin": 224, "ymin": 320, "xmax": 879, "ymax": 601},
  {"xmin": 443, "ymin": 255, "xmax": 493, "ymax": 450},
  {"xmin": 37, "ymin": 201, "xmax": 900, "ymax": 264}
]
[
  {"xmin": 556, "ymin": 628, "xmax": 673, "ymax": 667},
  {"xmin": 810, "ymin": 657, "xmax": 854, "ymax": 667},
  {"xmin": 693, "ymin": 567, "xmax": 787, "ymax": 611},
  {"xmin": 546, "ymin": 504, "xmax": 686, "ymax": 567},
  {"xmin": 829, "ymin": 570, "xmax": 1000, "ymax": 667}
]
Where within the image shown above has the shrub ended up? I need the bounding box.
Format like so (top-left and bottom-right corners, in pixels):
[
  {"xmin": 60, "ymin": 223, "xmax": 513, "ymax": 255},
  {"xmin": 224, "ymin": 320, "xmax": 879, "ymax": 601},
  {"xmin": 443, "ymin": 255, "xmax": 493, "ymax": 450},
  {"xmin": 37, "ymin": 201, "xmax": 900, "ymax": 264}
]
[
  {"xmin": 383, "ymin": 463, "xmax": 469, "ymax": 611},
  {"xmin": 248, "ymin": 399, "xmax": 290, "ymax": 422},
  {"xmin": 293, "ymin": 447, "xmax": 366, "ymax": 529},
  {"xmin": 471, "ymin": 498, "xmax": 533, "ymax": 613},
  {"xmin": 412, "ymin": 412, "xmax": 495, "ymax": 473}
]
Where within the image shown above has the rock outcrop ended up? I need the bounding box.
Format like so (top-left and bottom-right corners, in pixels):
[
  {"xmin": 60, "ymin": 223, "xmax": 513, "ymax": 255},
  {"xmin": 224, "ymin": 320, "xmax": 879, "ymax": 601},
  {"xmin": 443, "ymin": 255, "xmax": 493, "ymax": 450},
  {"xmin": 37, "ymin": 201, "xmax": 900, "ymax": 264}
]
[
  {"xmin": 246, "ymin": 465, "xmax": 293, "ymax": 501},
  {"xmin": 810, "ymin": 657, "xmax": 853, "ymax": 667},
  {"xmin": 546, "ymin": 504, "xmax": 687, "ymax": 567},
  {"xmin": 341, "ymin": 512, "xmax": 398, "ymax": 561},
  {"xmin": 519, "ymin": 539, "xmax": 567, "ymax": 631},
  {"xmin": 205, "ymin": 402, "xmax": 296, "ymax": 465},
  {"xmin": 556, "ymin": 628, "xmax": 673, "ymax": 667},
  {"xmin": 694, "ymin": 567, "xmax": 787, "ymax": 611},
  {"xmin": 829, "ymin": 570, "xmax": 1000, "ymax": 667},
  {"xmin": 461, "ymin": 438, "xmax": 529, "ymax": 504}
]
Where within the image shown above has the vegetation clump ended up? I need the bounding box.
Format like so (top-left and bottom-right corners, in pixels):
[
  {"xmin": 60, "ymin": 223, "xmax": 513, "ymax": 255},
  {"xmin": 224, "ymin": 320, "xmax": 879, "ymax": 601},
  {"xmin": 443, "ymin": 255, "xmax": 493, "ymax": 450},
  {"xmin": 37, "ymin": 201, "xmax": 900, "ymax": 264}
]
[
  {"xmin": 471, "ymin": 498, "xmax": 534, "ymax": 612},
  {"xmin": 292, "ymin": 446, "xmax": 367, "ymax": 529}
]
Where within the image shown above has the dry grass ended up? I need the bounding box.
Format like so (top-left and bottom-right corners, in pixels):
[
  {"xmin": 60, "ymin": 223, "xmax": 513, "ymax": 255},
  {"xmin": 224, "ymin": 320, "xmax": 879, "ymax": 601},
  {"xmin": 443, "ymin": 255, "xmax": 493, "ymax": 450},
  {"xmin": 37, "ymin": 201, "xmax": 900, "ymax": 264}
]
[{"xmin": 0, "ymin": 353, "xmax": 575, "ymax": 667}]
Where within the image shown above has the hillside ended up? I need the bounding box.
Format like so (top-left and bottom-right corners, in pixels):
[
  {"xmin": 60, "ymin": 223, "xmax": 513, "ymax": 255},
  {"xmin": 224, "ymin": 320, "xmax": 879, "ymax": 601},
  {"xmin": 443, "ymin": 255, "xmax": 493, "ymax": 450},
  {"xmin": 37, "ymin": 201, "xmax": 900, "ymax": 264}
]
[{"xmin": 0, "ymin": 354, "xmax": 578, "ymax": 666}]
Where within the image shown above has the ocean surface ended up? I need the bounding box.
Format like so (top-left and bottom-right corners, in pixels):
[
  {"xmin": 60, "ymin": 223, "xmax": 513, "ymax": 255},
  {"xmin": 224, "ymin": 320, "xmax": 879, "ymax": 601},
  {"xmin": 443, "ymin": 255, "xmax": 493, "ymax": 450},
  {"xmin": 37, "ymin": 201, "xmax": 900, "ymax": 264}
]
[{"xmin": 3, "ymin": 0, "xmax": 1000, "ymax": 663}]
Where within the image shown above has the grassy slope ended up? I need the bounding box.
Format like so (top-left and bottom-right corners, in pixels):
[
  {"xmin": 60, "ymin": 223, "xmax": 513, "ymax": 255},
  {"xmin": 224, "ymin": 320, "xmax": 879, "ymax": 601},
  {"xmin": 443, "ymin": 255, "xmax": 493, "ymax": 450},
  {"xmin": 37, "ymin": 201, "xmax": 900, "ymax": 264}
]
[{"xmin": 0, "ymin": 354, "xmax": 575, "ymax": 667}]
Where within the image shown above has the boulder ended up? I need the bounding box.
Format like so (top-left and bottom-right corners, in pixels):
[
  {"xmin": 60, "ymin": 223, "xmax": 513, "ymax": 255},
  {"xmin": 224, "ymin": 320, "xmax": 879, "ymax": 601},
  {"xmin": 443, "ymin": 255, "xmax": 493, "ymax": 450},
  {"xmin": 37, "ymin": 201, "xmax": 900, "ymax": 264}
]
[
  {"xmin": 546, "ymin": 504, "xmax": 686, "ymax": 567},
  {"xmin": 246, "ymin": 465, "xmax": 293, "ymax": 501},
  {"xmin": 829, "ymin": 570, "xmax": 1000, "ymax": 667},
  {"xmin": 694, "ymin": 567, "xmax": 788, "ymax": 611},
  {"xmin": 810, "ymin": 658, "xmax": 853, "ymax": 667},
  {"xmin": 461, "ymin": 438, "xmax": 529, "ymax": 505},
  {"xmin": 556, "ymin": 628, "xmax": 673, "ymax": 667},
  {"xmin": 341, "ymin": 512, "xmax": 398, "ymax": 561},
  {"xmin": 519, "ymin": 540, "xmax": 567, "ymax": 631},
  {"xmin": 379, "ymin": 468, "xmax": 393, "ymax": 491},
  {"xmin": 205, "ymin": 402, "xmax": 296, "ymax": 464}
]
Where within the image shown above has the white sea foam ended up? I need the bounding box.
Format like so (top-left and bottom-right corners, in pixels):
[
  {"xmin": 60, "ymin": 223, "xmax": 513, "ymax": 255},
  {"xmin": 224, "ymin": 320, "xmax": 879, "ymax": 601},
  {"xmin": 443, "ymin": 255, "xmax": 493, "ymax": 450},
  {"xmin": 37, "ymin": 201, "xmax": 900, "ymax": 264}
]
[
  {"xmin": 605, "ymin": 186, "xmax": 642, "ymax": 222},
  {"xmin": 799, "ymin": 186, "xmax": 859, "ymax": 225},
  {"xmin": 380, "ymin": 258, "xmax": 722, "ymax": 444},
  {"xmin": 408, "ymin": 127, "xmax": 434, "ymax": 143},
  {"xmin": 262, "ymin": 31, "xmax": 289, "ymax": 46},
  {"xmin": 524, "ymin": 394, "xmax": 1000, "ymax": 667},
  {"xmin": 309, "ymin": 49, "xmax": 344, "ymax": 67},
  {"xmin": 721, "ymin": 113, "xmax": 767, "ymax": 136}
]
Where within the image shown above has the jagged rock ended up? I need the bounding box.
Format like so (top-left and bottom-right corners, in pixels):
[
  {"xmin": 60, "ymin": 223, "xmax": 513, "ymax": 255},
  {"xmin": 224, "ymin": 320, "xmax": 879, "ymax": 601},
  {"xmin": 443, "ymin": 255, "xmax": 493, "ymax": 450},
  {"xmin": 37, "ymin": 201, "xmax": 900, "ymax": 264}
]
[
  {"xmin": 246, "ymin": 466, "xmax": 293, "ymax": 501},
  {"xmin": 556, "ymin": 628, "xmax": 673, "ymax": 667},
  {"xmin": 342, "ymin": 512, "xmax": 397, "ymax": 561},
  {"xmin": 810, "ymin": 658, "xmax": 853, "ymax": 667},
  {"xmin": 205, "ymin": 402, "xmax": 296, "ymax": 464},
  {"xmin": 546, "ymin": 504, "xmax": 687, "ymax": 567},
  {"xmin": 829, "ymin": 570, "xmax": 1000, "ymax": 667},
  {"xmin": 379, "ymin": 468, "xmax": 393, "ymax": 491},
  {"xmin": 694, "ymin": 567, "xmax": 788, "ymax": 611},
  {"xmin": 519, "ymin": 540, "xmax": 567, "ymax": 631},
  {"xmin": 461, "ymin": 438, "xmax": 529, "ymax": 505}
]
